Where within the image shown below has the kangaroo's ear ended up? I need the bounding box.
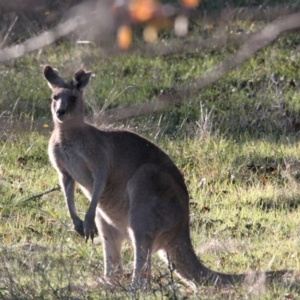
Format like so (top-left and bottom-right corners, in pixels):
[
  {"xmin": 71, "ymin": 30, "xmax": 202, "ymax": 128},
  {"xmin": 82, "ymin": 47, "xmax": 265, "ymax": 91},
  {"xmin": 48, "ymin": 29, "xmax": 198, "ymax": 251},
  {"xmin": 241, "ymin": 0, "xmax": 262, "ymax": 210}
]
[
  {"xmin": 43, "ymin": 66, "xmax": 65, "ymax": 90},
  {"xmin": 72, "ymin": 69, "xmax": 92, "ymax": 90}
]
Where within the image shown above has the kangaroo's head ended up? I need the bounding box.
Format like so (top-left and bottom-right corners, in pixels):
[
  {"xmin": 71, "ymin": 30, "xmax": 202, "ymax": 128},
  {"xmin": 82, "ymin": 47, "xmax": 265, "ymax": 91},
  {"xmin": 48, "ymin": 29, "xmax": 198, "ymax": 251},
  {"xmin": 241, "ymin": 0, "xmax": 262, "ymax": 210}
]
[{"xmin": 43, "ymin": 66, "xmax": 92, "ymax": 125}]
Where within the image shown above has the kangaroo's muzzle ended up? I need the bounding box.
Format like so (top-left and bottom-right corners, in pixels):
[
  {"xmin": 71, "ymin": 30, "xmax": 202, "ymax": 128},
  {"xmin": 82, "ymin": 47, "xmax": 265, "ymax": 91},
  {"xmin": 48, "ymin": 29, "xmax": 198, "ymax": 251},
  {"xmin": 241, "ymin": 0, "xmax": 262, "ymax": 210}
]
[{"xmin": 56, "ymin": 109, "xmax": 66, "ymax": 118}]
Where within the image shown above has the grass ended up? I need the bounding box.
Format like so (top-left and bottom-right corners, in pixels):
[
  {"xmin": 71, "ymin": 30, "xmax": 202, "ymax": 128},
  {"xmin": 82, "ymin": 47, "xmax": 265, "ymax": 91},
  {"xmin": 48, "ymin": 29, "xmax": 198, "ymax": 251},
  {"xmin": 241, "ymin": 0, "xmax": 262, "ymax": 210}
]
[
  {"xmin": 2, "ymin": 132, "xmax": 300, "ymax": 299},
  {"xmin": 1, "ymin": 4, "xmax": 300, "ymax": 299}
]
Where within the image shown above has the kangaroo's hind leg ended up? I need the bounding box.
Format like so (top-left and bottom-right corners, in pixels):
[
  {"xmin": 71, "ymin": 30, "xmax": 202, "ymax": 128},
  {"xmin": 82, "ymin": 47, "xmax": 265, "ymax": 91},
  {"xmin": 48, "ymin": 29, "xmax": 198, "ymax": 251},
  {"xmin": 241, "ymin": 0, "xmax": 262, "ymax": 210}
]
[
  {"xmin": 127, "ymin": 198, "xmax": 155, "ymax": 290},
  {"xmin": 127, "ymin": 164, "xmax": 187, "ymax": 290},
  {"xmin": 95, "ymin": 209, "xmax": 124, "ymax": 285}
]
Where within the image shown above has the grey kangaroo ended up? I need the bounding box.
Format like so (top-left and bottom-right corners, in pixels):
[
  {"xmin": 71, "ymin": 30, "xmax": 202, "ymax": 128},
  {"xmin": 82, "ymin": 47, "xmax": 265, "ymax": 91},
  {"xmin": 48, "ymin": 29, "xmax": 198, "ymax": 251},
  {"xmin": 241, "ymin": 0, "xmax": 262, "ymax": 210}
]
[{"xmin": 44, "ymin": 66, "xmax": 285, "ymax": 290}]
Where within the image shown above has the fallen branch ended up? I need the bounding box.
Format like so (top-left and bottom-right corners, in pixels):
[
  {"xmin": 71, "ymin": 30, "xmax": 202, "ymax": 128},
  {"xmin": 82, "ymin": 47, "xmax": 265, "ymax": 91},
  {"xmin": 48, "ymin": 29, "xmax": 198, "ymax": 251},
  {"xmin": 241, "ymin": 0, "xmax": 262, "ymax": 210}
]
[
  {"xmin": 189, "ymin": 11, "xmax": 300, "ymax": 93},
  {"xmin": 17, "ymin": 185, "xmax": 60, "ymax": 205},
  {"xmin": 99, "ymin": 12, "xmax": 300, "ymax": 123}
]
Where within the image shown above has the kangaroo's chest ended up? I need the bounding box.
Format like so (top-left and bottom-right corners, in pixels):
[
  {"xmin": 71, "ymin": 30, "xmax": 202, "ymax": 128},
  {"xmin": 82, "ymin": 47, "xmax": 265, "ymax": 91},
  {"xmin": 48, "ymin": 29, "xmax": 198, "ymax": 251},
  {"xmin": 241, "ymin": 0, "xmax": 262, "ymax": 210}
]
[{"xmin": 50, "ymin": 142, "xmax": 93, "ymax": 189}]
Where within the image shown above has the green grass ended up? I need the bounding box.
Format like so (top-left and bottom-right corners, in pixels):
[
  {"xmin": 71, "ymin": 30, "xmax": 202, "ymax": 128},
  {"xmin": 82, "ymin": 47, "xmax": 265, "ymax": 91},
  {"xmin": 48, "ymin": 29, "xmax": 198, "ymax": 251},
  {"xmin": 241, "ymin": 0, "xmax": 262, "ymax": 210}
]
[
  {"xmin": 2, "ymin": 133, "xmax": 300, "ymax": 299},
  {"xmin": 1, "ymin": 6, "xmax": 300, "ymax": 299}
]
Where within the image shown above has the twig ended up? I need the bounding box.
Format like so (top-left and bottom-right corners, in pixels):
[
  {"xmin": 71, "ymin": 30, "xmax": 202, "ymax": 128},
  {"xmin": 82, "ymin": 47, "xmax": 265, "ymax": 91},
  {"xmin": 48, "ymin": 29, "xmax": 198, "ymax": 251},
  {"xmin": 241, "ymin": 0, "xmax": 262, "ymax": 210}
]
[
  {"xmin": 166, "ymin": 252, "xmax": 177, "ymax": 300},
  {"xmin": 17, "ymin": 185, "xmax": 60, "ymax": 205},
  {"xmin": 0, "ymin": 14, "xmax": 18, "ymax": 49}
]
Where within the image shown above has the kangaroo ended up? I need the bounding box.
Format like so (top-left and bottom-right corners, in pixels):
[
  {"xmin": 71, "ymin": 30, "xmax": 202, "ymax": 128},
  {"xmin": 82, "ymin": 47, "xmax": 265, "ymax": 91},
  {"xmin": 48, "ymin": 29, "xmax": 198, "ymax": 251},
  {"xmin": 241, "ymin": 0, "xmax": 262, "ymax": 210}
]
[{"xmin": 43, "ymin": 66, "xmax": 285, "ymax": 290}]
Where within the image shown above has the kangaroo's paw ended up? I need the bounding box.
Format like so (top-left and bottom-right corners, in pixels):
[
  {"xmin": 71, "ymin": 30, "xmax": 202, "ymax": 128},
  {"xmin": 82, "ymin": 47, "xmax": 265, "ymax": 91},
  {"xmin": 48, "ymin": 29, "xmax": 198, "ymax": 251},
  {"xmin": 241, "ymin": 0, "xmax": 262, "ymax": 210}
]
[
  {"xmin": 83, "ymin": 217, "xmax": 96, "ymax": 242},
  {"xmin": 73, "ymin": 218, "xmax": 84, "ymax": 237}
]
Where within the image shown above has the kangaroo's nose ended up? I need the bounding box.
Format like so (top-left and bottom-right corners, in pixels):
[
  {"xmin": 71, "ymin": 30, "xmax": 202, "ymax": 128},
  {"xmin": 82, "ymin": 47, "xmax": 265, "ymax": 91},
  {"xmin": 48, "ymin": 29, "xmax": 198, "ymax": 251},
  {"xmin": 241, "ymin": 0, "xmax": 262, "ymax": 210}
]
[{"xmin": 56, "ymin": 109, "xmax": 66, "ymax": 117}]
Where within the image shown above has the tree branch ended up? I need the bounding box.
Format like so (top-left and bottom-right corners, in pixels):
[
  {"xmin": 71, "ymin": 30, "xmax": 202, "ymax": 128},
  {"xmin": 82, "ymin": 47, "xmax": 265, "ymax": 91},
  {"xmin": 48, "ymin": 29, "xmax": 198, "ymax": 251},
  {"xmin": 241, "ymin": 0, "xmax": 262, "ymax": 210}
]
[
  {"xmin": 99, "ymin": 12, "xmax": 300, "ymax": 123},
  {"xmin": 0, "ymin": 18, "xmax": 80, "ymax": 62}
]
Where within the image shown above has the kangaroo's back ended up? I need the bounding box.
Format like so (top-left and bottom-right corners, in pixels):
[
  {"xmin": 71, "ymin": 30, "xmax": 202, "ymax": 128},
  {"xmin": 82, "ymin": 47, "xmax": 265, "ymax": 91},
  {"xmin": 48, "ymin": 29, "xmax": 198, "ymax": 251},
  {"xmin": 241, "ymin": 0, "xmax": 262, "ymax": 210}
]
[{"xmin": 99, "ymin": 129, "xmax": 188, "ymax": 194}]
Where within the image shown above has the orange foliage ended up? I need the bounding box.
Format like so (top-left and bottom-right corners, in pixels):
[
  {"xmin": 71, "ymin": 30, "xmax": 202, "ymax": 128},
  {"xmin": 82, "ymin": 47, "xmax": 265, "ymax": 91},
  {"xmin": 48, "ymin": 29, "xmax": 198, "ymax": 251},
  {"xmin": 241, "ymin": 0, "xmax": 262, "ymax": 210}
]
[
  {"xmin": 180, "ymin": 0, "xmax": 200, "ymax": 8},
  {"xmin": 117, "ymin": 25, "xmax": 132, "ymax": 50},
  {"xmin": 128, "ymin": 0, "xmax": 158, "ymax": 23},
  {"xmin": 114, "ymin": 0, "xmax": 200, "ymax": 49}
]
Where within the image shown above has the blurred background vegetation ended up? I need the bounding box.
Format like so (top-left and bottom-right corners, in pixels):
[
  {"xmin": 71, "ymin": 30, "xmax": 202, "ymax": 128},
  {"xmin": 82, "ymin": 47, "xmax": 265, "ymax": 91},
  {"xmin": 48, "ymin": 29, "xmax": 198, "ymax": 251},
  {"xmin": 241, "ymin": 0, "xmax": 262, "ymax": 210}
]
[
  {"xmin": 1, "ymin": 1, "xmax": 300, "ymax": 299},
  {"xmin": 1, "ymin": 0, "xmax": 300, "ymax": 140}
]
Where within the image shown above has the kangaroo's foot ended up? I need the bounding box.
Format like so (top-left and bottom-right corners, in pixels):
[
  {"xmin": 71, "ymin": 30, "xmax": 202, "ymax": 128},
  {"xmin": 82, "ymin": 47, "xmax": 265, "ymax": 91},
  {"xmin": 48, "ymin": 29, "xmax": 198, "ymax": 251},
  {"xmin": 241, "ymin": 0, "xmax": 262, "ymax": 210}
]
[
  {"xmin": 99, "ymin": 275, "xmax": 127, "ymax": 292},
  {"xmin": 131, "ymin": 272, "xmax": 152, "ymax": 292}
]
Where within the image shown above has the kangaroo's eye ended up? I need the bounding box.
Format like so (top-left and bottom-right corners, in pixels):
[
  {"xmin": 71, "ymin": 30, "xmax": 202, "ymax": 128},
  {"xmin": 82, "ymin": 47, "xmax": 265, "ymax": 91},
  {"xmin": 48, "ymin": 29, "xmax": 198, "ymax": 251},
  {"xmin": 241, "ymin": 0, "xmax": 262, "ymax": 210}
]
[
  {"xmin": 53, "ymin": 95, "xmax": 59, "ymax": 101},
  {"xmin": 70, "ymin": 96, "xmax": 76, "ymax": 103}
]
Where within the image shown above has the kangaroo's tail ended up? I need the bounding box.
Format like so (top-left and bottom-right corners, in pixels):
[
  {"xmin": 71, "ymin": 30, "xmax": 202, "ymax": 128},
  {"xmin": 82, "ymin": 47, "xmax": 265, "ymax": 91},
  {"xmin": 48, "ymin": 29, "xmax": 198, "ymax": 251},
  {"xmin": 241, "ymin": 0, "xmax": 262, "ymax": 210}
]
[{"xmin": 162, "ymin": 225, "xmax": 287, "ymax": 289}]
